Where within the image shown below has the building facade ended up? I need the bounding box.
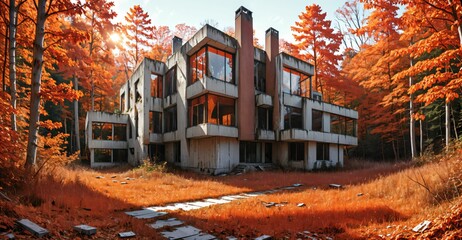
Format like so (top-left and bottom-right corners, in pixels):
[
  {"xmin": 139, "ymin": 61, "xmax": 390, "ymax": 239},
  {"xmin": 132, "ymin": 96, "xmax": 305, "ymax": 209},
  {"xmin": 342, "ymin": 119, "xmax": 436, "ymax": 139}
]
[{"xmin": 85, "ymin": 7, "xmax": 358, "ymax": 173}]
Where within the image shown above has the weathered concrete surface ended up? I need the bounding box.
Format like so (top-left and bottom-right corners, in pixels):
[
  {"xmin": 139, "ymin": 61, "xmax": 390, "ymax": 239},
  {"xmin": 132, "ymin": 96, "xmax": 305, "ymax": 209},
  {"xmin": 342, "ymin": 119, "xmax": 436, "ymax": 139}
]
[
  {"xmin": 73, "ymin": 224, "xmax": 97, "ymax": 235},
  {"xmin": 16, "ymin": 219, "xmax": 49, "ymax": 238}
]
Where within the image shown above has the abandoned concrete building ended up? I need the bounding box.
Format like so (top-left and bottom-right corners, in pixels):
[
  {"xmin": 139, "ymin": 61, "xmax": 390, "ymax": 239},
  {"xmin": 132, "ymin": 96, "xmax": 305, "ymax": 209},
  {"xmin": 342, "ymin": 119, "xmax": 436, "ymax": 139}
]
[{"xmin": 85, "ymin": 6, "xmax": 358, "ymax": 173}]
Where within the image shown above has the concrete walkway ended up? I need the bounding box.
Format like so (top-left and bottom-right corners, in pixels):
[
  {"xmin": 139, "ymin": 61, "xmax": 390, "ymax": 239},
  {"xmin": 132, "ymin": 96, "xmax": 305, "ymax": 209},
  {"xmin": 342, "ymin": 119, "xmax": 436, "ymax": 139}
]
[{"xmin": 124, "ymin": 183, "xmax": 303, "ymax": 239}]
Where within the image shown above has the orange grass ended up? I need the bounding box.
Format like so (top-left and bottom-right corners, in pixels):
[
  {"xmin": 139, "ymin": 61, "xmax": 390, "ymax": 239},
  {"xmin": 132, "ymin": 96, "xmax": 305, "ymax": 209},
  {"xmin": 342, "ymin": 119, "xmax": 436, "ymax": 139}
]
[{"xmin": 173, "ymin": 159, "xmax": 461, "ymax": 239}]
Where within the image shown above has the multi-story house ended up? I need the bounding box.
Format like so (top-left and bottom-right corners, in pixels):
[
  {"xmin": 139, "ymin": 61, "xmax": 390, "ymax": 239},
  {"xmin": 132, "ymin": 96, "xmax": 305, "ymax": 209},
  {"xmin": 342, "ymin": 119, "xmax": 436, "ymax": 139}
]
[{"xmin": 85, "ymin": 6, "xmax": 358, "ymax": 173}]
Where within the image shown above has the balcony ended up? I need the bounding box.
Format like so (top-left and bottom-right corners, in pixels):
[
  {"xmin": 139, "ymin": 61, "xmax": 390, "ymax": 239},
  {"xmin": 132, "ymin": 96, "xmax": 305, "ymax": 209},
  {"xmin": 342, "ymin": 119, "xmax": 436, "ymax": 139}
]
[
  {"xmin": 163, "ymin": 93, "xmax": 177, "ymax": 109},
  {"xmin": 149, "ymin": 133, "xmax": 163, "ymax": 143},
  {"xmin": 256, "ymin": 129, "xmax": 275, "ymax": 141},
  {"xmin": 186, "ymin": 124, "xmax": 238, "ymax": 139},
  {"xmin": 280, "ymin": 128, "xmax": 308, "ymax": 141},
  {"xmin": 256, "ymin": 93, "xmax": 273, "ymax": 107},
  {"xmin": 150, "ymin": 97, "xmax": 163, "ymax": 112},
  {"xmin": 281, "ymin": 128, "xmax": 358, "ymax": 145},
  {"xmin": 186, "ymin": 76, "xmax": 238, "ymax": 99},
  {"xmin": 163, "ymin": 131, "xmax": 179, "ymax": 142}
]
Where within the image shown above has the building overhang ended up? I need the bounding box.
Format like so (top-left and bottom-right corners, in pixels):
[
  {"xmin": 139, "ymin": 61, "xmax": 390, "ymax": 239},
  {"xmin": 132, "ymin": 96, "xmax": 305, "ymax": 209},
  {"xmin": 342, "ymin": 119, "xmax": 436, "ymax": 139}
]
[
  {"xmin": 256, "ymin": 93, "xmax": 273, "ymax": 107},
  {"xmin": 186, "ymin": 124, "xmax": 238, "ymax": 139},
  {"xmin": 256, "ymin": 129, "xmax": 275, "ymax": 141},
  {"xmin": 186, "ymin": 76, "xmax": 238, "ymax": 99},
  {"xmin": 280, "ymin": 129, "xmax": 358, "ymax": 145}
]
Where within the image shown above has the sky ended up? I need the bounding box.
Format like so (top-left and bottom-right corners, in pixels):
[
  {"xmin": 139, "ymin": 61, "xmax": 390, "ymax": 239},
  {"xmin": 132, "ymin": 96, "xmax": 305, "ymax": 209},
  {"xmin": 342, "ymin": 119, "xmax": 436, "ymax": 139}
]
[{"xmin": 112, "ymin": 0, "xmax": 348, "ymax": 44}]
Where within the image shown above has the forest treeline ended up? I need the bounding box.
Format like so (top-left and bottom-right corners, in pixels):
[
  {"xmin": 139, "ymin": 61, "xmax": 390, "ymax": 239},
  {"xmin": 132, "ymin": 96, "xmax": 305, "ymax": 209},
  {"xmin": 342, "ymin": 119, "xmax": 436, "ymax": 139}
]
[{"xmin": 0, "ymin": 0, "xmax": 461, "ymax": 187}]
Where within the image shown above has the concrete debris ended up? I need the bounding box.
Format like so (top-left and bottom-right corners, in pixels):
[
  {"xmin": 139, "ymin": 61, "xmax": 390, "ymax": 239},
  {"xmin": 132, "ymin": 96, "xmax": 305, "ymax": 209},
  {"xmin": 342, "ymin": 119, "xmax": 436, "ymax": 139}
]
[
  {"xmin": 1, "ymin": 233, "xmax": 15, "ymax": 239},
  {"xmin": 118, "ymin": 231, "xmax": 136, "ymax": 238},
  {"xmin": 96, "ymin": 176, "xmax": 104, "ymax": 179},
  {"xmin": 329, "ymin": 184, "xmax": 342, "ymax": 189},
  {"xmin": 172, "ymin": 203, "xmax": 202, "ymax": 211},
  {"xmin": 297, "ymin": 203, "xmax": 306, "ymax": 207},
  {"xmin": 187, "ymin": 201, "xmax": 216, "ymax": 208},
  {"xmin": 111, "ymin": 175, "xmax": 117, "ymax": 178},
  {"xmin": 226, "ymin": 237, "xmax": 238, "ymax": 240},
  {"xmin": 183, "ymin": 232, "xmax": 216, "ymax": 240},
  {"xmin": 125, "ymin": 209, "xmax": 167, "ymax": 219},
  {"xmin": 121, "ymin": 182, "xmax": 128, "ymax": 185},
  {"xmin": 412, "ymin": 220, "xmax": 431, "ymax": 233},
  {"xmin": 293, "ymin": 183, "xmax": 303, "ymax": 187},
  {"xmin": 16, "ymin": 219, "xmax": 49, "ymax": 237},
  {"xmin": 255, "ymin": 235, "xmax": 272, "ymax": 240},
  {"xmin": 161, "ymin": 226, "xmax": 201, "ymax": 240},
  {"xmin": 112, "ymin": 180, "xmax": 118, "ymax": 183},
  {"xmin": 217, "ymin": 173, "xmax": 227, "ymax": 177},
  {"xmin": 150, "ymin": 218, "xmax": 184, "ymax": 229},
  {"xmin": 263, "ymin": 202, "xmax": 275, "ymax": 208},
  {"xmin": 74, "ymin": 224, "xmax": 97, "ymax": 236},
  {"xmin": 357, "ymin": 193, "xmax": 364, "ymax": 196}
]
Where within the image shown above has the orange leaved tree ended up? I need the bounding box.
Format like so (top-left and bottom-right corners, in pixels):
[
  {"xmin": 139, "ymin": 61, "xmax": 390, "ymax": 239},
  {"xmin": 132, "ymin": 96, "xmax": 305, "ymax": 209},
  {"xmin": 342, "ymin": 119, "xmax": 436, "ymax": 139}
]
[{"xmin": 291, "ymin": 4, "xmax": 343, "ymax": 101}]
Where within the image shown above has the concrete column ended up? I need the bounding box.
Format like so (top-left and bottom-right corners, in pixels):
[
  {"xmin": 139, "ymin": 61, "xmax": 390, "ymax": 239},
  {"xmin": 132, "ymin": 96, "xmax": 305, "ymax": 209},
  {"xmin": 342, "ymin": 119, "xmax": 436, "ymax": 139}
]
[
  {"xmin": 235, "ymin": 6, "xmax": 255, "ymax": 140},
  {"xmin": 265, "ymin": 28, "xmax": 279, "ymax": 96}
]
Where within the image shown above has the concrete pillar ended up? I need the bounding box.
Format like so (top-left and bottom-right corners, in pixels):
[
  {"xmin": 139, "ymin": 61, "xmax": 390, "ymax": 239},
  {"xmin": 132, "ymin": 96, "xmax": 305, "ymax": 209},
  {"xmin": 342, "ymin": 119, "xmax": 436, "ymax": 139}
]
[
  {"xmin": 172, "ymin": 36, "xmax": 182, "ymax": 54},
  {"xmin": 265, "ymin": 28, "xmax": 279, "ymax": 96},
  {"xmin": 235, "ymin": 6, "xmax": 255, "ymax": 140}
]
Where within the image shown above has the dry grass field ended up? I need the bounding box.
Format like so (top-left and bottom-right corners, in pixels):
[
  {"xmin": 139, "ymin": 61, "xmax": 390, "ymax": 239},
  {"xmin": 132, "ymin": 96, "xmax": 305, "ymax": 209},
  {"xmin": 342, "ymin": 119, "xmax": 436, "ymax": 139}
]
[{"xmin": 1, "ymin": 146, "xmax": 461, "ymax": 239}]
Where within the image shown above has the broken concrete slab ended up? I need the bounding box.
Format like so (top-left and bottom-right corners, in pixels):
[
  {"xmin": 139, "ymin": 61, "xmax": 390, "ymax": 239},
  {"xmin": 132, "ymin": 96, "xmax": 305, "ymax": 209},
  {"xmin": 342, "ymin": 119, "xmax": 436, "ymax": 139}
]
[
  {"xmin": 412, "ymin": 220, "xmax": 431, "ymax": 233},
  {"xmin": 357, "ymin": 193, "xmax": 364, "ymax": 196},
  {"xmin": 118, "ymin": 231, "xmax": 136, "ymax": 238},
  {"xmin": 125, "ymin": 209, "xmax": 167, "ymax": 219},
  {"xmin": 16, "ymin": 219, "xmax": 49, "ymax": 238},
  {"xmin": 263, "ymin": 202, "xmax": 275, "ymax": 208},
  {"xmin": 182, "ymin": 232, "xmax": 216, "ymax": 240},
  {"xmin": 74, "ymin": 224, "xmax": 97, "ymax": 235},
  {"xmin": 279, "ymin": 186, "xmax": 296, "ymax": 191},
  {"xmin": 297, "ymin": 203, "xmax": 306, "ymax": 207},
  {"xmin": 2, "ymin": 233, "xmax": 15, "ymax": 239},
  {"xmin": 147, "ymin": 205, "xmax": 182, "ymax": 212},
  {"xmin": 329, "ymin": 184, "xmax": 342, "ymax": 189},
  {"xmin": 226, "ymin": 237, "xmax": 238, "ymax": 240},
  {"xmin": 172, "ymin": 203, "xmax": 202, "ymax": 211},
  {"xmin": 161, "ymin": 226, "xmax": 201, "ymax": 240},
  {"xmin": 220, "ymin": 196, "xmax": 240, "ymax": 201},
  {"xmin": 121, "ymin": 182, "xmax": 128, "ymax": 185},
  {"xmin": 187, "ymin": 201, "xmax": 216, "ymax": 208},
  {"xmin": 205, "ymin": 198, "xmax": 231, "ymax": 204},
  {"xmin": 255, "ymin": 235, "xmax": 272, "ymax": 240},
  {"xmin": 150, "ymin": 218, "xmax": 184, "ymax": 229},
  {"xmin": 244, "ymin": 192, "xmax": 265, "ymax": 197},
  {"xmin": 293, "ymin": 183, "xmax": 303, "ymax": 187},
  {"xmin": 96, "ymin": 176, "xmax": 104, "ymax": 179}
]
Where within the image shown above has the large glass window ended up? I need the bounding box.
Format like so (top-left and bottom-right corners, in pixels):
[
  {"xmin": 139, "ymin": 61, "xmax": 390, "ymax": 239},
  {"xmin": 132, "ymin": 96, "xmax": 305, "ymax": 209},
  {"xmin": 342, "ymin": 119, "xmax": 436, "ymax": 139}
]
[
  {"xmin": 189, "ymin": 46, "xmax": 234, "ymax": 84},
  {"xmin": 93, "ymin": 122, "xmax": 127, "ymax": 141},
  {"xmin": 312, "ymin": 109, "xmax": 323, "ymax": 132},
  {"xmin": 190, "ymin": 47, "xmax": 206, "ymax": 84},
  {"xmin": 254, "ymin": 60, "xmax": 266, "ymax": 92},
  {"xmin": 316, "ymin": 143, "xmax": 330, "ymax": 160},
  {"xmin": 165, "ymin": 106, "xmax": 177, "ymax": 132},
  {"xmin": 257, "ymin": 107, "xmax": 273, "ymax": 130},
  {"xmin": 346, "ymin": 118, "xmax": 357, "ymax": 137},
  {"xmin": 330, "ymin": 114, "xmax": 346, "ymax": 135},
  {"xmin": 173, "ymin": 142, "xmax": 181, "ymax": 163},
  {"xmin": 149, "ymin": 111, "xmax": 162, "ymax": 134},
  {"xmin": 151, "ymin": 73, "xmax": 163, "ymax": 98},
  {"xmin": 165, "ymin": 67, "xmax": 177, "ymax": 96},
  {"xmin": 149, "ymin": 144, "xmax": 165, "ymax": 162},
  {"xmin": 94, "ymin": 149, "xmax": 127, "ymax": 163},
  {"xmin": 188, "ymin": 94, "xmax": 235, "ymax": 127},
  {"xmin": 284, "ymin": 106, "xmax": 303, "ymax": 129},
  {"xmin": 289, "ymin": 142, "xmax": 304, "ymax": 161},
  {"xmin": 282, "ymin": 67, "xmax": 310, "ymax": 97},
  {"xmin": 94, "ymin": 149, "xmax": 111, "ymax": 162}
]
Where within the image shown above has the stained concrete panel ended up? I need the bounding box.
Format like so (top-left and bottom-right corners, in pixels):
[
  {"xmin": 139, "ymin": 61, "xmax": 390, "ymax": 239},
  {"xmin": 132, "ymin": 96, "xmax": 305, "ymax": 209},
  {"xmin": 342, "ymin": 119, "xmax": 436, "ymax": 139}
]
[
  {"xmin": 161, "ymin": 226, "xmax": 201, "ymax": 240},
  {"xmin": 16, "ymin": 219, "xmax": 49, "ymax": 237},
  {"xmin": 150, "ymin": 218, "xmax": 184, "ymax": 229}
]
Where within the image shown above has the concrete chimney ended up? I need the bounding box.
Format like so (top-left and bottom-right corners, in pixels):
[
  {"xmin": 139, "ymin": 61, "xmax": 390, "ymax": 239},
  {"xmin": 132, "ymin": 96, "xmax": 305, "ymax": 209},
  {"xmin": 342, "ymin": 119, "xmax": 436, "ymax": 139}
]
[
  {"xmin": 265, "ymin": 27, "xmax": 279, "ymax": 96},
  {"xmin": 172, "ymin": 36, "xmax": 182, "ymax": 54},
  {"xmin": 235, "ymin": 6, "xmax": 255, "ymax": 141}
]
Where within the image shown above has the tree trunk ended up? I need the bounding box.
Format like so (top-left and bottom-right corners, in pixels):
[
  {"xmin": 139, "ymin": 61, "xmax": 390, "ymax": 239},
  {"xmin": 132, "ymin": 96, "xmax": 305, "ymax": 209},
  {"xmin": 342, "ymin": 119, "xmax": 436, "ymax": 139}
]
[
  {"xmin": 409, "ymin": 58, "xmax": 417, "ymax": 158},
  {"xmin": 420, "ymin": 119, "xmax": 423, "ymax": 156},
  {"xmin": 25, "ymin": 0, "xmax": 47, "ymax": 167},
  {"xmin": 73, "ymin": 76, "xmax": 80, "ymax": 156},
  {"xmin": 445, "ymin": 101, "xmax": 450, "ymax": 150},
  {"xmin": 9, "ymin": 0, "xmax": 18, "ymax": 131},
  {"xmin": 2, "ymin": 27, "xmax": 8, "ymax": 92}
]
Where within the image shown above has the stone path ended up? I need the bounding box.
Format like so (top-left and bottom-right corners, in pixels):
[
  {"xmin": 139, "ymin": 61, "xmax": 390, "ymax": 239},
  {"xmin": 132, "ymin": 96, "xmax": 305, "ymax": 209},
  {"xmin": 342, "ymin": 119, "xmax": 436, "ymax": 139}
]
[{"xmin": 124, "ymin": 183, "xmax": 303, "ymax": 239}]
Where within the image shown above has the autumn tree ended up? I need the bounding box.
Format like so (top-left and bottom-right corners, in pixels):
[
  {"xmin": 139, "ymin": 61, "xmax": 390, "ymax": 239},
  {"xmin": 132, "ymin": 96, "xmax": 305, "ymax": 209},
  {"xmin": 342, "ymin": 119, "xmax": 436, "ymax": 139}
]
[
  {"xmin": 335, "ymin": 0, "xmax": 371, "ymax": 52},
  {"xmin": 120, "ymin": 5, "xmax": 154, "ymax": 74},
  {"xmin": 291, "ymin": 4, "xmax": 343, "ymax": 101}
]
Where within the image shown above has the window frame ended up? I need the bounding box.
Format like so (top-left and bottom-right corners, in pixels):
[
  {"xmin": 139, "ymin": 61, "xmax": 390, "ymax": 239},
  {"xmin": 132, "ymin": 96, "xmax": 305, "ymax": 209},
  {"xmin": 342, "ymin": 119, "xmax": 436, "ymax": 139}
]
[
  {"xmin": 289, "ymin": 142, "xmax": 304, "ymax": 161},
  {"xmin": 188, "ymin": 45, "xmax": 235, "ymax": 85},
  {"xmin": 282, "ymin": 67, "xmax": 310, "ymax": 98},
  {"xmin": 165, "ymin": 66, "xmax": 177, "ymax": 97},
  {"xmin": 188, "ymin": 94, "xmax": 236, "ymax": 127}
]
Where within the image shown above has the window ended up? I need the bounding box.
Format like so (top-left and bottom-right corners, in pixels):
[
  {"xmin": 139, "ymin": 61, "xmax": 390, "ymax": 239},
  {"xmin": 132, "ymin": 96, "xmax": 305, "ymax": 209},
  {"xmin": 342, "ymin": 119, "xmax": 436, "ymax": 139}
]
[
  {"xmin": 312, "ymin": 109, "xmax": 323, "ymax": 132},
  {"xmin": 254, "ymin": 60, "xmax": 266, "ymax": 92},
  {"xmin": 173, "ymin": 142, "xmax": 181, "ymax": 163},
  {"xmin": 284, "ymin": 106, "xmax": 303, "ymax": 129},
  {"xmin": 94, "ymin": 149, "xmax": 127, "ymax": 163},
  {"xmin": 189, "ymin": 46, "xmax": 234, "ymax": 84},
  {"xmin": 188, "ymin": 94, "xmax": 235, "ymax": 127},
  {"xmin": 331, "ymin": 114, "xmax": 346, "ymax": 135},
  {"xmin": 189, "ymin": 47, "xmax": 206, "ymax": 84},
  {"xmin": 151, "ymin": 73, "xmax": 163, "ymax": 98},
  {"xmin": 113, "ymin": 124, "xmax": 127, "ymax": 141},
  {"xmin": 135, "ymin": 107, "xmax": 139, "ymax": 137},
  {"xmin": 120, "ymin": 93, "xmax": 125, "ymax": 112},
  {"xmin": 149, "ymin": 144, "xmax": 165, "ymax": 162},
  {"xmin": 127, "ymin": 84, "xmax": 131, "ymax": 109},
  {"xmin": 346, "ymin": 118, "xmax": 357, "ymax": 137},
  {"xmin": 289, "ymin": 142, "xmax": 304, "ymax": 161},
  {"xmin": 239, "ymin": 142, "xmax": 272, "ymax": 163},
  {"xmin": 316, "ymin": 143, "xmax": 330, "ymax": 160},
  {"xmin": 257, "ymin": 107, "xmax": 273, "ymax": 130},
  {"xmin": 94, "ymin": 149, "xmax": 111, "ymax": 162},
  {"xmin": 282, "ymin": 67, "xmax": 310, "ymax": 97},
  {"xmin": 149, "ymin": 111, "xmax": 162, "ymax": 134},
  {"xmin": 165, "ymin": 67, "xmax": 177, "ymax": 96},
  {"xmin": 165, "ymin": 106, "xmax": 177, "ymax": 132}
]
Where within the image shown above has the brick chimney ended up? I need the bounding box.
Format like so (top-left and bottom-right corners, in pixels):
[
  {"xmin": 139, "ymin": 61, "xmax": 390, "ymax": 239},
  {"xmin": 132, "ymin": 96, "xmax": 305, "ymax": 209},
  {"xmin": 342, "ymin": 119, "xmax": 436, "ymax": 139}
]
[
  {"xmin": 172, "ymin": 36, "xmax": 182, "ymax": 54},
  {"xmin": 235, "ymin": 6, "xmax": 255, "ymax": 141}
]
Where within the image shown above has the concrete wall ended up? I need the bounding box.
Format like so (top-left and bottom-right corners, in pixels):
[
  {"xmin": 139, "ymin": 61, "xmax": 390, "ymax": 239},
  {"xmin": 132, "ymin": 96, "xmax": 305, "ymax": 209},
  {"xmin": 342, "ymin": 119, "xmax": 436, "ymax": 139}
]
[{"xmin": 187, "ymin": 137, "xmax": 239, "ymax": 174}]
